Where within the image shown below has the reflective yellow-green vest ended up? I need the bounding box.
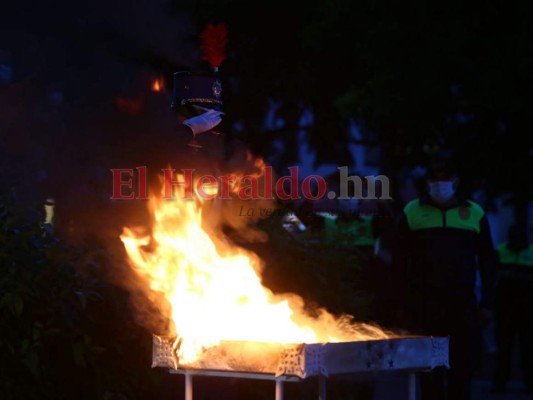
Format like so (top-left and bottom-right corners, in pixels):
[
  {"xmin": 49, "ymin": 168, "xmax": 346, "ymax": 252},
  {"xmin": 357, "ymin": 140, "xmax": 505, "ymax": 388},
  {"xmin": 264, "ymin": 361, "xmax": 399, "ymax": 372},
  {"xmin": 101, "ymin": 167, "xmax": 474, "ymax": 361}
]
[
  {"xmin": 496, "ymin": 243, "xmax": 533, "ymax": 267},
  {"xmin": 404, "ymin": 199, "xmax": 485, "ymax": 232}
]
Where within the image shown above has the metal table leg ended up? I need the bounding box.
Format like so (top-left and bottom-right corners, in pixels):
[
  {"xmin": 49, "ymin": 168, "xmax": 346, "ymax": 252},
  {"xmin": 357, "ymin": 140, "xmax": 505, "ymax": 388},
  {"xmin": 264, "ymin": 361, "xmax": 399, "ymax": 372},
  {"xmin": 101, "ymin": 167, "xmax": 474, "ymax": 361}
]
[
  {"xmin": 318, "ymin": 375, "xmax": 327, "ymax": 400},
  {"xmin": 185, "ymin": 372, "xmax": 193, "ymax": 400},
  {"xmin": 408, "ymin": 373, "xmax": 417, "ymax": 400},
  {"xmin": 275, "ymin": 379, "xmax": 284, "ymax": 400}
]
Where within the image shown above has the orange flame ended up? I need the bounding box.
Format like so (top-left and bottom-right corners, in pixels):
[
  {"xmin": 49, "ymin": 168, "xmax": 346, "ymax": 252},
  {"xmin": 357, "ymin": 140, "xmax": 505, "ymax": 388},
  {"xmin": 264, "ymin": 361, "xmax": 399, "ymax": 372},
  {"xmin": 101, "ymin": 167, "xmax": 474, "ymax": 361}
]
[
  {"xmin": 121, "ymin": 173, "xmax": 391, "ymax": 364},
  {"xmin": 152, "ymin": 77, "xmax": 164, "ymax": 92}
]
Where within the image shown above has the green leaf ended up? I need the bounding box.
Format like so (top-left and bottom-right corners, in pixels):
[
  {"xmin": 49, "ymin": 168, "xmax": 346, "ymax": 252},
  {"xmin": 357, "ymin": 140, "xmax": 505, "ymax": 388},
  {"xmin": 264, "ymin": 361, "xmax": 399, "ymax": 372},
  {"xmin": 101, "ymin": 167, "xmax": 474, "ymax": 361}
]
[
  {"xmin": 11, "ymin": 295, "xmax": 24, "ymax": 316},
  {"xmin": 22, "ymin": 351, "xmax": 40, "ymax": 378},
  {"xmin": 72, "ymin": 342, "xmax": 86, "ymax": 367}
]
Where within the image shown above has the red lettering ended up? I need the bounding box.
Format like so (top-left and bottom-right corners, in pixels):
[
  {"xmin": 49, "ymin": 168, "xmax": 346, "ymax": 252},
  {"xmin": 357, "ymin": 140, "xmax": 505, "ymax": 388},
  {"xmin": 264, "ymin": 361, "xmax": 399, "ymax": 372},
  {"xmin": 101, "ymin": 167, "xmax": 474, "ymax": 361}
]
[
  {"xmin": 219, "ymin": 175, "xmax": 237, "ymax": 199},
  {"xmin": 196, "ymin": 175, "xmax": 218, "ymax": 200},
  {"xmin": 110, "ymin": 169, "xmax": 135, "ymax": 199},
  {"xmin": 162, "ymin": 169, "xmax": 195, "ymax": 199},
  {"xmin": 302, "ymin": 175, "xmax": 327, "ymax": 200},
  {"xmin": 275, "ymin": 166, "xmax": 300, "ymax": 200},
  {"xmin": 137, "ymin": 166, "xmax": 148, "ymax": 199},
  {"xmin": 262, "ymin": 166, "xmax": 274, "ymax": 199},
  {"xmin": 238, "ymin": 175, "xmax": 260, "ymax": 200}
]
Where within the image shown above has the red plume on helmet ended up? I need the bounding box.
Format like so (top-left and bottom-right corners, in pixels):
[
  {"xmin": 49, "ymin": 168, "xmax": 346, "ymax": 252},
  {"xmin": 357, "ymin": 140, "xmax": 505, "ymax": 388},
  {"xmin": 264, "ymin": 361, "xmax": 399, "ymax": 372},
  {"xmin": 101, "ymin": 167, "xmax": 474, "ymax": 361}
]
[
  {"xmin": 170, "ymin": 23, "xmax": 227, "ymax": 118},
  {"xmin": 200, "ymin": 23, "xmax": 228, "ymax": 72}
]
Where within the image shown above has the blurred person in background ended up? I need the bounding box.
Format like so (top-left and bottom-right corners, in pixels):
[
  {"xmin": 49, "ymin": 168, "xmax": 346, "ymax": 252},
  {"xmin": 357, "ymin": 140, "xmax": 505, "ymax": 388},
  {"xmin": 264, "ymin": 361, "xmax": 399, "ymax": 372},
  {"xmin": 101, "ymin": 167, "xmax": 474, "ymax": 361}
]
[
  {"xmin": 390, "ymin": 156, "xmax": 497, "ymax": 400},
  {"xmin": 491, "ymin": 223, "xmax": 533, "ymax": 394}
]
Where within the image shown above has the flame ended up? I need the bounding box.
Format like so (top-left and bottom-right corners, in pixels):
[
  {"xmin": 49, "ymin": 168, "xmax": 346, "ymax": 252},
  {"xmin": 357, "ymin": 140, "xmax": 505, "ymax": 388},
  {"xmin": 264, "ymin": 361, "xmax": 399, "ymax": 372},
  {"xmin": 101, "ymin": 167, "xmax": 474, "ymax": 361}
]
[
  {"xmin": 121, "ymin": 173, "xmax": 391, "ymax": 364},
  {"xmin": 152, "ymin": 77, "xmax": 164, "ymax": 92}
]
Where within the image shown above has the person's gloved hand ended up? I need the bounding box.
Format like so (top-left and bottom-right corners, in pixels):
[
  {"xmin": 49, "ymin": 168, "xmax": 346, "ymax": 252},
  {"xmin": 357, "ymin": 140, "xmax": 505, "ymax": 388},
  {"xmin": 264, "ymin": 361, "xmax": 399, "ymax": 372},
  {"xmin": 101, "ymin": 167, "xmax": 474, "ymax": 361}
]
[{"xmin": 183, "ymin": 109, "xmax": 224, "ymax": 135}]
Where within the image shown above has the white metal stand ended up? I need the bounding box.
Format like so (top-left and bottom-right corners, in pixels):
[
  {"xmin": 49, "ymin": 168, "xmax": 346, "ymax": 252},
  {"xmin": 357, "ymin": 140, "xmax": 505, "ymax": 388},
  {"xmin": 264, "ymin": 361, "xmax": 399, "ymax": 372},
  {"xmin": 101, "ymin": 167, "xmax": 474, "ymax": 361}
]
[
  {"xmin": 172, "ymin": 369, "xmax": 422, "ymax": 400},
  {"xmin": 173, "ymin": 370, "xmax": 300, "ymax": 400}
]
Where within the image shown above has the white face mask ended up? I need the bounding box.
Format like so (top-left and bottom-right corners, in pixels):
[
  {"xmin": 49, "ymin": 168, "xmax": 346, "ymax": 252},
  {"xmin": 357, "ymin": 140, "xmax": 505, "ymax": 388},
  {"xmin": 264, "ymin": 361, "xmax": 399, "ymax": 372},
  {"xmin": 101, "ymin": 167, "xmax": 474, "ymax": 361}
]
[{"xmin": 428, "ymin": 180, "xmax": 456, "ymax": 204}]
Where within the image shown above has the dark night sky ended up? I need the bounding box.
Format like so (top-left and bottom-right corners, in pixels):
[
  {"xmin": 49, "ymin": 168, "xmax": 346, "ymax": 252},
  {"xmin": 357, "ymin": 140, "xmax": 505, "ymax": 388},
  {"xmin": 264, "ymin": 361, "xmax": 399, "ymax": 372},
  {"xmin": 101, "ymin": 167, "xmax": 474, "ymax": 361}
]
[{"xmin": 1, "ymin": 0, "xmax": 197, "ymax": 84}]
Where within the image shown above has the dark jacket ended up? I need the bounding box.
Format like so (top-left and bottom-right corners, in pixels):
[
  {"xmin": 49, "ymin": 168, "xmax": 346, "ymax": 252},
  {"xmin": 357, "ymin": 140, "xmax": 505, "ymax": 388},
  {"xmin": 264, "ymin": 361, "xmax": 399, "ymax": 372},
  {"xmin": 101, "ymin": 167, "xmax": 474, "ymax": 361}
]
[{"xmin": 392, "ymin": 195, "xmax": 497, "ymax": 312}]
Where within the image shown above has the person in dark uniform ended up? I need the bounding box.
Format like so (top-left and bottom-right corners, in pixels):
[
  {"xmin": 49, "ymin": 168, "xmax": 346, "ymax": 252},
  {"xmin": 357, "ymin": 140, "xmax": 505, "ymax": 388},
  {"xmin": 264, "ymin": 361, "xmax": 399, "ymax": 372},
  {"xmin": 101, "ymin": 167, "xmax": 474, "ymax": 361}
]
[
  {"xmin": 391, "ymin": 158, "xmax": 497, "ymax": 400},
  {"xmin": 492, "ymin": 224, "xmax": 533, "ymax": 394}
]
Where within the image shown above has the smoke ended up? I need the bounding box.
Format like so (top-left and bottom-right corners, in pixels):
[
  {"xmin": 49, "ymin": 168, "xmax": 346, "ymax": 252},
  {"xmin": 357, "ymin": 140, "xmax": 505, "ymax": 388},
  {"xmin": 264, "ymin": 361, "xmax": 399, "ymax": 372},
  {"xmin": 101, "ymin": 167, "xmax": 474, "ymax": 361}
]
[
  {"xmin": 273, "ymin": 291, "xmax": 398, "ymax": 342},
  {"xmin": 206, "ymin": 140, "xmax": 278, "ymax": 244}
]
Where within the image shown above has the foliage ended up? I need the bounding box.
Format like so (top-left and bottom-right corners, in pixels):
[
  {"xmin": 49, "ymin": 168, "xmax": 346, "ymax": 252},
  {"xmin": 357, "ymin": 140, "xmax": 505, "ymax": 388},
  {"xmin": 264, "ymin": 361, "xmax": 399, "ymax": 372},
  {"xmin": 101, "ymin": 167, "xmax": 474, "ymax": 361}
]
[{"xmin": 0, "ymin": 196, "xmax": 161, "ymax": 400}]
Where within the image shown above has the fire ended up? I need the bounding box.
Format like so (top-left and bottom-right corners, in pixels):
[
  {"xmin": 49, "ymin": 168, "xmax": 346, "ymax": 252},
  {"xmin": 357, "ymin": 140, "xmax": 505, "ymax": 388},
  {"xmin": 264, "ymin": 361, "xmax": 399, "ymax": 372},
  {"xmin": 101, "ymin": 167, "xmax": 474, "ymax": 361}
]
[
  {"xmin": 152, "ymin": 77, "xmax": 164, "ymax": 92},
  {"xmin": 121, "ymin": 174, "xmax": 391, "ymax": 364}
]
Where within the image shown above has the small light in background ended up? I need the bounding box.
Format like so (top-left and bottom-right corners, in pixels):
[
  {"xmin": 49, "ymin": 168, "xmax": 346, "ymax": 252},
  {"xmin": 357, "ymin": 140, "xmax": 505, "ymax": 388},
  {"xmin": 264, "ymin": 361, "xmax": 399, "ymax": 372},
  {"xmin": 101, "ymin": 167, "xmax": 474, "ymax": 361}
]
[{"xmin": 152, "ymin": 77, "xmax": 164, "ymax": 92}]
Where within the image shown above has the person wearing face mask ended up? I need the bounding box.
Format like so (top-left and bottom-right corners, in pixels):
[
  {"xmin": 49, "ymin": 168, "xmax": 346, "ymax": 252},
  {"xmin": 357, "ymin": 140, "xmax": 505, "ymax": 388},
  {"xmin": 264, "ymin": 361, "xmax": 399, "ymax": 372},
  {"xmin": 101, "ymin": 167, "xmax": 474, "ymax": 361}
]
[{"xmin": 389, "ymin": 158, "xmax": 497, "ymax": 400}]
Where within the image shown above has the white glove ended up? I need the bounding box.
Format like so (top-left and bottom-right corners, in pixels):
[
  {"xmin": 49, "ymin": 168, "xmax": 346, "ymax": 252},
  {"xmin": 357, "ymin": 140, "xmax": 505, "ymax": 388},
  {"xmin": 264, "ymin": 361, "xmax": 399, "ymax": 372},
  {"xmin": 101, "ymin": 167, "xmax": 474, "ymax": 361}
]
[{"xmin": 183, "ymin": 109, "xmax": 224, "ymax": 135}]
